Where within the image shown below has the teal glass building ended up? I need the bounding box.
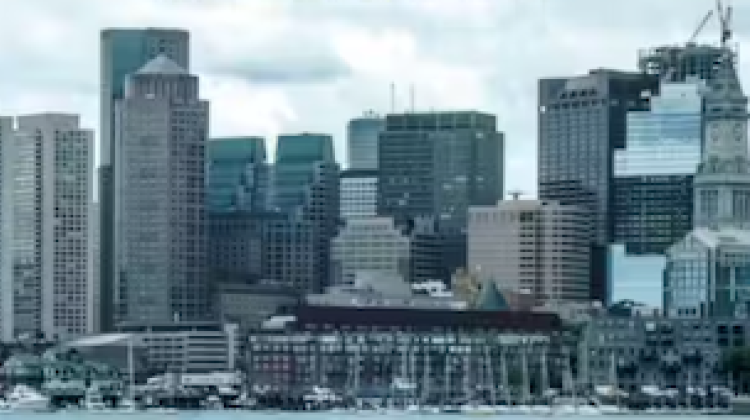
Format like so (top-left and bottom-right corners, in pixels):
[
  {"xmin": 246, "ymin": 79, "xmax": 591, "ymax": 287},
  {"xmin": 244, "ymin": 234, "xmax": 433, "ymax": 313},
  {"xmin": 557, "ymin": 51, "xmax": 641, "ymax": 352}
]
[{"xmin": 208, "ymin": 137, "xmax": 269, "ymax": 213}]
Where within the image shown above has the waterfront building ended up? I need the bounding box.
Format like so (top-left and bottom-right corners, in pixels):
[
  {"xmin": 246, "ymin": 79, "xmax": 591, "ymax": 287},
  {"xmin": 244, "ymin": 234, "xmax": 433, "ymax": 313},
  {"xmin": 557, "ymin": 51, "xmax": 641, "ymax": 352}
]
[
  {"xmin": 331, "ymin": 217, "xmax": 410, "ymax": 285},
  {"xmin": 99, "ymin": 28, "xmax": 190, "ymax": 332},
  {"xmin": 610, "ymin": 79, "xmax": 704, "ymax": 305},
  {"xmin": 247, "ymin": 305, "xmax": 560, "ymax": 397},
  {"xmin": 208, "ymin": 136, "xmax": 269, "ymax": 213},
  {"xmin": 113, "ymin": 56, "xmax": 210, "ymax": 325},
  {"xmin": 539, "ymin": 69, "xmax": 658, "ymax": 303},
  {"xmin": 0, "ymin": 114, "xmax": 94, "ymax": 341},
  {"xmin": 347, "ymin": 112, "xmax": 384, "ymax": 170},
  {"xmin": 583, "ymin": 315, "xmax": 747, "ymax": 391},
  {"xmin": 468, "ymin": 198, "xmax": 592, "ymax": 307},
  {"xmin": 116, "ymin": 321, "xmax": 240, "ymax": 374}
]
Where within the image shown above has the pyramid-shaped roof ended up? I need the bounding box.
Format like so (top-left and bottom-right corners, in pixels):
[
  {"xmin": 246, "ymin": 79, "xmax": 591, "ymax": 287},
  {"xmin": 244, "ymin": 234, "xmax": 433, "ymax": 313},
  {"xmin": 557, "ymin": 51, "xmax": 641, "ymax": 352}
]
[
  {"xmin": 706, "ymin": 49, "xmax": 746, "ymax": 105},
  {"xmin": 136, "ymin": 54, "xmax": 188, "ymax": 75},
  {"xmin": 475, "ymin": 278, "xmax": 508, "ymax": 311}
]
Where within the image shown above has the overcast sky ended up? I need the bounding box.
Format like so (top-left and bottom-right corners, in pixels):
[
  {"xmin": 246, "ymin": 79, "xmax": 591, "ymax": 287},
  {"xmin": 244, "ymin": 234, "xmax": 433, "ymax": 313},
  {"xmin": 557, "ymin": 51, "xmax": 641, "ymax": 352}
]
[{"xmin": 0, "ymin": 0, "xmax": 745, "ymax": 195}]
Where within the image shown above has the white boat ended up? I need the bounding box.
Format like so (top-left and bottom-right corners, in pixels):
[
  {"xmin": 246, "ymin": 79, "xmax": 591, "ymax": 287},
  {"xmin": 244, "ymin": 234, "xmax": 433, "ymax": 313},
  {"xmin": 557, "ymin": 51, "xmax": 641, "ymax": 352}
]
[
  {"xmin": 460, "ymin": 403, "xmax": 496, "ymax": 415},
  {"xmin": 6, "ymin": 385, "xmax": 51, "ymax": 412}
]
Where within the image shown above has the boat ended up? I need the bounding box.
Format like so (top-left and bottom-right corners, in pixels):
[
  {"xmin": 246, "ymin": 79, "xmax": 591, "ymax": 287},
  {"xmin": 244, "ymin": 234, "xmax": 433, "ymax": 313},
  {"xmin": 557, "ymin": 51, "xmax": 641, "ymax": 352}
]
[{"xmin": 6, "ymin": 384, "xmax": 51, "ymax": 412}]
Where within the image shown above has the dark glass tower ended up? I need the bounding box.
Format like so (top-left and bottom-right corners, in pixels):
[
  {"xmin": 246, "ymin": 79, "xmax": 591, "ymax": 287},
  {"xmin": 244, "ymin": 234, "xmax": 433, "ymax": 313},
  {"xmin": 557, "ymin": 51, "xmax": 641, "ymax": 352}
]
[
  {"xmin": 377, "ymin": 111, "xmax": 504, "ymax": 281},
  {"xmin": 538, "ymin": 69, "xmax": 658, "ymax": 303}
]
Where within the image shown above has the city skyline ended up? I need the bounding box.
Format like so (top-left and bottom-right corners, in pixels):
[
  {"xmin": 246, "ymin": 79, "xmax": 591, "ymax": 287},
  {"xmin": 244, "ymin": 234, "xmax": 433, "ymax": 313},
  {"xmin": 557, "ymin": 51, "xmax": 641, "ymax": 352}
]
[{"xmin": 0, "ymin": 0, "xmax": 743, "ymax": 196}]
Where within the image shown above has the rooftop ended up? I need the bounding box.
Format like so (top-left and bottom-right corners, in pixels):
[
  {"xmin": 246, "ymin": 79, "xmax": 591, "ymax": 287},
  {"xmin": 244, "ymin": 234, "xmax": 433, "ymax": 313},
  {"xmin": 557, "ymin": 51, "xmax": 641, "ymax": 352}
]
[{"xmin": 136, "ymin": 54, "xmax": 188, "ymax": 75}]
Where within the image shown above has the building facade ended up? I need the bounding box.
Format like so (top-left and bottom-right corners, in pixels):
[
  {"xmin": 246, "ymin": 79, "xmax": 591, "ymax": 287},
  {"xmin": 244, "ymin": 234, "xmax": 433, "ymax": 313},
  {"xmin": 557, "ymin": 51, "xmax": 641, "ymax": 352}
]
[
  {"xmin": 272, "ymin": 134, "xmax": 339, "ymax": 292},
  {"xmin": 584, "ymin": 316, "xmax": 745, "ymax": 391},
  {"xmin": 538, "ymin": 69, "xmax": 658, "ymax": 303},
  {"xmin": 0, "ymin": 114, "xmax": 94, "ymax": 341},
  {"xmin": 246, "ymin": 305, "xmax": 561, "ymax": 397},
  {"xmin": 665, "ymin": 45, "xmax": 750, "ymax": 318},
  {"xmin": 208, "ymin": 137, "xmax": 269, "ymax": 213},
  {"xmin": 331, "ymin": 217, "xmax": 410, "ymax": 285},
  {"xmin": 468, "ymin": 199, "xmax": 592, "ymax": 307},
  {"xmin": 340, "ymin": 169, "xmax": 378, "ymax": 220},
  {"xmin": 113, "ymin": 56, "xmax": 210, "ymax": 325},
  {"xmin": 347, "ymin": 112, "xmax": 384, "ymax": 170},
  {"xmin": 610, "ymin": 80, "xmax": 704, "ymax": 305},
  {"xmin": 99, "ymin": 28, "xmax": 190, "ymax": 332},
  {"xmin": 378, "ymin": 111, "xmax": 504, "ymax": 232},
  {"xmin": 638, "ymin": 44, "xmax": 726, "ymax": 83}
]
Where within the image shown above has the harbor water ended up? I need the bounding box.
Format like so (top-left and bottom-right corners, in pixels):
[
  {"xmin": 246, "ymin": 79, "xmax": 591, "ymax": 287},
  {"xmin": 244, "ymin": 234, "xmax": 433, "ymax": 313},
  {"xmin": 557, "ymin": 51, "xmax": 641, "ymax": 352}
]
[{"xmin": 0, "ymin": 413, "xmax": 746, "ymax": 419}]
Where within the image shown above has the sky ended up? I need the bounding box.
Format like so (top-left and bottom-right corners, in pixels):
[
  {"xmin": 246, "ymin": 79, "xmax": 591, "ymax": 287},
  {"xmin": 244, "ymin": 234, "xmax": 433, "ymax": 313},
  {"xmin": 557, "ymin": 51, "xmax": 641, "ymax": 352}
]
[{"xmin": 0, "ymin": 0, "xmax": 746, "ymax": 196}]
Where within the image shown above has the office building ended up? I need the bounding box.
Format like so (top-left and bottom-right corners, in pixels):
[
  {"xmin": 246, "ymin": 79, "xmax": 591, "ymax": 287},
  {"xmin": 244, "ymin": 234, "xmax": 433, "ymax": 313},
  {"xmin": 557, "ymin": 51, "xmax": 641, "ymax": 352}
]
[
  {"xmin": 272, "ymin": 133, "xmax": 339, "ymax": 292},
  {"xmin": 340, "ymin": 169, "xmax": 378, "ymax": 219},
  {"xmin": 378, "ymin": 111, "xmax": 504, "ymax": 231},
  {"xmin": 0, "ymin": 114, "xmax": 94, "ymax": 341},
  {"xmin": 468, "ymin": 199, "xmax": 592, "ymax": 307},
  {"xmin": 665, "ymin": 46, "xmax": 750, "ymax": 318},
  {"xmin": 610, "ymin": 80, "xmax": 704, "ymax": 305},
  {"xmin": 347, "ymin": 112, "xmax": 384, "ymax": 170},
  {"xmin": 538, "ymin": 69, "xmax": 658, "ymax": 303},
  {"xmin": 261, "ymin": 218, "xmax": 318, "ymax": 292},
  {"xmin": 99, "ymin": 28, "xmax": 190, "ymax": 332},
  {"xmin": 208, "ymin": 212, "xmax": 265, "ymax": 284},
  {"xmin": 113, "ymin": 56, "xmax": 209, "ymax": 325},
  {"xmin": 208, "ymin": 136, "xmax": 269, "ymax": 213},
  {"xmin": 331, "ymin": 217, "xmax": 410, "ymax": 284}
]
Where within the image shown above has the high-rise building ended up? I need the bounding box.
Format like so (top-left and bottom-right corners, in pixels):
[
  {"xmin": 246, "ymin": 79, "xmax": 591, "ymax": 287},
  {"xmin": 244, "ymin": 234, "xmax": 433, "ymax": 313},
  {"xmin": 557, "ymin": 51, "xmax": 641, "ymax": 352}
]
[
  {"xmin": 347, "ymin": 112, "xmax": 384, "ymax": 170},
  {"xmin": 665, "ymin": 45, "xmax": 750, "ymax": 318},
  {"xmin": 208, "ymin": 137, "xmax": 269, "ymax": 213},
  {"xmin": 340, "ymin": 169, "xmax": 378, "ymax": 220},
  {"xmin": 113, "ymin": 56, "xmax": 209, "ymax": 325},
  {"xmin": 468, "ymin": 199, "xmax": 592, "ymax": 308},
  {"xmin": 99, "ymin": 28, "xmax": 189, "ymax": 332},
  {"xmin": 0, "ymin": 114, "xmax": 94, "ymax": 341},
  {"xmin": 378, "ymin": 111, "xmax": 504, "ymax": 231},
  {"xmin": 331, "ymin": 217, "xmax": 410, "ymax": 285},
  {"xmin": 610, "ymin": 80, "xmax": 704, "ymax": 305},
  {"xmin": 538, "ymin": 69, "xmax": 658, "ymax": 303},
  {"xmin": 377, "ymin": 111, "xmax": 504, "ymax": 281},
  {"xmin": 272, "ymin": 133, "xmax": 339, "ymax": 291}
]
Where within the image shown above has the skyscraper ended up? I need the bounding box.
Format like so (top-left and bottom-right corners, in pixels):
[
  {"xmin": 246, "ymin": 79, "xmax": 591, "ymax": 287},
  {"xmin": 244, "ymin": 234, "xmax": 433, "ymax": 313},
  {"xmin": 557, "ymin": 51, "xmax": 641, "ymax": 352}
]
[
  {"xmin": 610, "ymin": 80, "xmax": 704, "ymax": 305},
  {"xmin": 665, "ymin": 45, "xmax": 750, "ymax": 318},
  {"xmin": 208, "ymin": 137, "xmax": 269, "ymax": 213},
  {"xmin": 378, "ymin": 111, "xmax": 504, "ymax": 230},
  {"xmin": 99, "ymin": 28, "xmax": 189, "ymax": 331},
  {"xmin": 0, "ymin": 114, "xmax": 94, "ymax": 341},
  {"xmin": 377, "ymin": 111, "xmax": 504, "ymax": 281},
  {"xmin": 113, "ymin": 55, "xmax": 209, "ymax": 325},
  {"xmin": 272, "ymin": 133, "xmax": 339, "ymax": 291},
  {"xmin": 347, "ymin": 112, "xmax": 384, "ymax": 170},
  {"xmin": 538, "ymin": 69, "xmax": 658, "ymax": 303}
]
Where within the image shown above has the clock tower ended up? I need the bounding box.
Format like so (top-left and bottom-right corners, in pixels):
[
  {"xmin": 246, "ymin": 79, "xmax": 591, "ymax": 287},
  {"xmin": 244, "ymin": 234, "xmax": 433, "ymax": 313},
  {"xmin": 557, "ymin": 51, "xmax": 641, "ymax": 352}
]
[{"xmin": 694, "ymin": 50, "xmax": 750, "ymax": 228}]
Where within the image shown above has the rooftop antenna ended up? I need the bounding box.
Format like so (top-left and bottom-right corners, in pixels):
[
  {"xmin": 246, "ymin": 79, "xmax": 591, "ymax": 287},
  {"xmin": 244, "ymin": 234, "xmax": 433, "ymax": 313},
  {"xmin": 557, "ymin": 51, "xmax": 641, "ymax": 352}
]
[
  {"xmin": 409, "ymin": 84, "xmax": 415, "ymax": 113},
  {"xmin": 390, "ymin": 83, "xmax": 396, "ymax": 113},
  {"xmin": 509, "ymin": 190, "xmax": 524, "ymax": 200}
]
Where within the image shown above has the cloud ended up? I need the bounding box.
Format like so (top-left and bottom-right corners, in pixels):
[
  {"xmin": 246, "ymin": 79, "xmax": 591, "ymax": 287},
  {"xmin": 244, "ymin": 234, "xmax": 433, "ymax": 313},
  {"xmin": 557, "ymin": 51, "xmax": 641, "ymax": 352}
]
[{"xmin": 0, "ymin": 0, "xmax": 738, "ymax": 196}]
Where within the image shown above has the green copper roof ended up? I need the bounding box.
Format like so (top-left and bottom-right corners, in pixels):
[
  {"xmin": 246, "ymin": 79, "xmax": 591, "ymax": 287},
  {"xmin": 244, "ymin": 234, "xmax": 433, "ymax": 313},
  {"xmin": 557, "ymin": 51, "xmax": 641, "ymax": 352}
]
[{"xmin": 475, "ymin": 278, "xmax": 508, "ymax": 311}]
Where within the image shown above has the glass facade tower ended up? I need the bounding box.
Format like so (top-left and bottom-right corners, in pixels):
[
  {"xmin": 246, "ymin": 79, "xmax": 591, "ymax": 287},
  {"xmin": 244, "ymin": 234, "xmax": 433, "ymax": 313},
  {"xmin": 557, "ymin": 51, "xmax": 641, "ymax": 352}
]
[
  {"xmin": 610, "ymin": 80, "xmax": 704, "ymax": 306},
  {"xmin": 208, "ymin": 137, "xmax": 269, "ymax": 213}
]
